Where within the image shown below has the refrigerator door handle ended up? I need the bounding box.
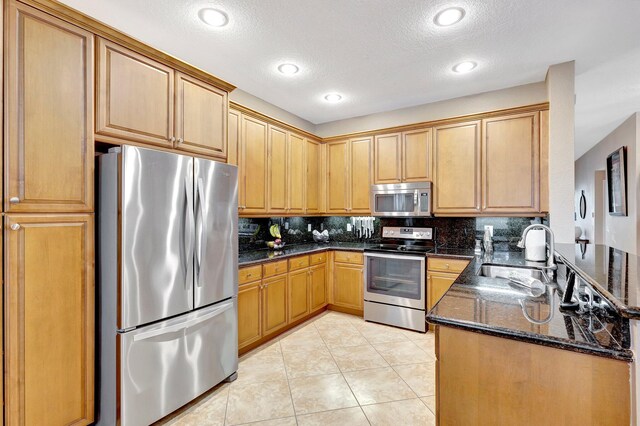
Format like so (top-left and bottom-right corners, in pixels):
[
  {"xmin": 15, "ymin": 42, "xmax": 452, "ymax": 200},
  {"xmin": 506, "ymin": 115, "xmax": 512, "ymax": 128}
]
[
  {"xmin": 132, "ymin": 301, "xmax": 234, "ymax": 342},
  {"xmin": 185, "ymin": 176, "xmax": 195, "ymax": 290},
  {"xmin": 196, "ymin": 177, "xmax": 207, "ymax": 286}
]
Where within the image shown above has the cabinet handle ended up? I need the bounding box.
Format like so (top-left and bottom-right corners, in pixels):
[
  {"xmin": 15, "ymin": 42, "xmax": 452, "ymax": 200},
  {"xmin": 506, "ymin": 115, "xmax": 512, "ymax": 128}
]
[
  {"xmin": 169, "ymin": 136, "xmax": 176, "ymax": 143},
  {"xmin": 177, "ymin": 138, "xmax": 183, "ymax": 144},
  {"xmin": 11, "ymin": 224, "xmax": 20, "ymax": 231},
  {"xmin": 246, "ymin": 273, "xmax": 252, "ymax": 277},
  {"xmin": 9, "ymin": 197, "xmax": 19, "ymax": 204},
  {"xmin": 445, "ymin": 264, "xmax": 450, "ymax": 269}
]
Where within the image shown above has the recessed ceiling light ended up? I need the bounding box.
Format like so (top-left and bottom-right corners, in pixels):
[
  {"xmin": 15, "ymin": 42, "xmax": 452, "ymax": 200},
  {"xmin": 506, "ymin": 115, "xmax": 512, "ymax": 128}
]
[
  {"xmin": 277, "ymin": 63, "xmax": 300, "ymax": 75},
  {"xmin": 199, "ymin": 8, "xmax": 229, "ymax": 27},
  {"xmin": 452, "ymin": 61, "xmax": 477, "ymax": 74},
  {"xmin": 324, "ymin": 93, "xmax": 343, "ymax": 103},
  {"xmin": 434, "ymin": 7, "xmax": 465, "ymax": 26}
]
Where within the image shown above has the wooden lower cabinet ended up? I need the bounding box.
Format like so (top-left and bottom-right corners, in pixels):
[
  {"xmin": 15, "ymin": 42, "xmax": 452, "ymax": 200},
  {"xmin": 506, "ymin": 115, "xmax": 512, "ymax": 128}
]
[
  {"xmin": 436, "ymin": 326, "xmax": 630, "ymax": 425},
  {"xmin": 4, "ymin": 214, "xmax": 94, "ymax": 426},
  {"xmin": 238, "ymin": 280, "xmax": 262, "ymax": 349},
  {"xmin": 427, "ymin": 271, "xmax": 459, "ymax": 310},
  {"xmin": 262, "ymin": 274, "xmax": 288, "ymax": 335},
  {"xmin": 332, "ymin": 262, "xmax": 364, "ymax": 311},
  {"xmin": 288, "ymin": 269, "xmax": 310, "ymax": 322},
  {"xmin": 309, "ymin": 264, "xmax": 327, "ymax": 312}
]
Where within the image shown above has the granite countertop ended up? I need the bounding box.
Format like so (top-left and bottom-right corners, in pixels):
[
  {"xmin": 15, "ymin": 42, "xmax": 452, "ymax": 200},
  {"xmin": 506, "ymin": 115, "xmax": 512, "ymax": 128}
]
[
  {"xmin": 238, "ymin": 242, "xmax": 375, "ymax": 266},
  {"xmin": 426, "ymin": 250, "xmax": 632, "ymax": 362},
  {"xmin": 555, "ymin": 243, "xmax": 640, "ymax": 319}
]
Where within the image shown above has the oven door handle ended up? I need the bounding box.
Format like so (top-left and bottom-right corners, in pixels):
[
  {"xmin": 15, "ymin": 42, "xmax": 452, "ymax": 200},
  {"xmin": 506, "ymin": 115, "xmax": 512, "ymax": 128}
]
[{"xmin": 364, "ymin": 252, "xmax": 427, "ymax": 262}]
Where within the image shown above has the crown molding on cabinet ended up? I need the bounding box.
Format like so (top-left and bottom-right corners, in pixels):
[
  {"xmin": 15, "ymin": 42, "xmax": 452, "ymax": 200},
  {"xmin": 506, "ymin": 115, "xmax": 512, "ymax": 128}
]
[
  {"xmin": 19, "ymin": 0, "xmax": 236, "ymax": 92},
  {"xmin": 230, "ymin": 101, "xmax": 322, "ymax": 142}
]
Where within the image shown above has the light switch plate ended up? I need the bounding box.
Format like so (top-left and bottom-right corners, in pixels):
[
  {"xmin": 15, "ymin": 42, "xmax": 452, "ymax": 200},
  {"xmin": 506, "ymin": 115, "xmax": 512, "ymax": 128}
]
[
  {"xmin": 347, "ymin": 224, "xmax": 352, "ymax": 232},
  {"xmin": 285, "ymin": 221, "xmax": 289, "ymax": 230},
  {"xmin": 308, "ymin": 224, "xmax": 312, "ymax": 232},
  {"xmin": 484, "ymin": 225, "xmax": 494, "ymax": 237}
]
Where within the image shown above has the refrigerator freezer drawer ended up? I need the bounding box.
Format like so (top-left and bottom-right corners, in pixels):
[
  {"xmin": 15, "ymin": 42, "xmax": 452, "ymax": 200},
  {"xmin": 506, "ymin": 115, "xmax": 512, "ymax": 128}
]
[{"xmin": 119, "ymin": 299, "xmax": 238, "ymax": 426}]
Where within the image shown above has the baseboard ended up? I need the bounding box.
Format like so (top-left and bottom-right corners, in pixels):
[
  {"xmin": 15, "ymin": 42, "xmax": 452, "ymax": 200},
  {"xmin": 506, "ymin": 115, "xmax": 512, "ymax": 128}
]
[{"xmin": 327, "ymin": 304, "xmax": 364, "ymax": 317}]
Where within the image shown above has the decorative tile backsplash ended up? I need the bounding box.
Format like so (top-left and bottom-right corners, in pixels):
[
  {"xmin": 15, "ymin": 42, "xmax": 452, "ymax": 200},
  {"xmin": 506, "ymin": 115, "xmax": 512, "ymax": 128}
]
[{"xmin": 239, "ymin": 216, "xmax": 546, "ymax": 252}]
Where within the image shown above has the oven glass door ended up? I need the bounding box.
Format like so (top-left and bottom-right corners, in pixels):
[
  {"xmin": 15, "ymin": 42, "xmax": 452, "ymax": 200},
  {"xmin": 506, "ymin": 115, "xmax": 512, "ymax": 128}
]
[
  {"xmin": 373, "ymin": 191, "xmax": 417, "ymax": 215},
  {"xmin": 364, "ymin": 253, "xmax": 425, "ymax": 309}
]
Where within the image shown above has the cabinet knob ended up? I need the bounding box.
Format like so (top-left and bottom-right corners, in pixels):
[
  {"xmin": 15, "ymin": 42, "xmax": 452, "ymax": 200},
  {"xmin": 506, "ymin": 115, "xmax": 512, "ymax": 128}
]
[
  {"xmin": 169, "ymin": 136, "xmax": 176, "ymax": 143},
  {"xmin": 9, "ymin": 197, "xmax": 19, "ymax": 204},
  {"xmin": 247, "ymin": 273, "xmax": 252, "ymax": 277},
  {"xmin": 11, "ymin": 223, "xmax": 20, "ymax": 231},
  {"xmin": 177, "ymin": 138, "xmax": 183, "ymax": 143},
  {"xmin": 445, "ymin": 264, "xmax": 450, "ymax": 269}
]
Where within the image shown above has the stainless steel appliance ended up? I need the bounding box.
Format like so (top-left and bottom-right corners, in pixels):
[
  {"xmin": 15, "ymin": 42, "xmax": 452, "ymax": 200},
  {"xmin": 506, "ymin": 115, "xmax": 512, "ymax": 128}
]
[
  {"xmin": 97, "ymin": 145, "xmax": 238, "ymax": 426},
  {"xmin": 370, "ymin": 182, "xmax": 432, "ymax": 217},
  {"xmin": 364, "ymin": 227, "xmax": 435, "ymax": 332}
]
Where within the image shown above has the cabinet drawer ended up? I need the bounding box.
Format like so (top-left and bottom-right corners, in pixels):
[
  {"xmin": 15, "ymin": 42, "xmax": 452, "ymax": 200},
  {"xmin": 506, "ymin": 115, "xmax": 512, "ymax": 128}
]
[
  {"xmin": 310, "ymin": 252, "xmax": 327, "ymax": 265},
  {"xmin": 428, "ymin": 257, "xmax": 470, "ymax": 274},
  {"xmin": 289, "ymin": 255, "xmax": 310, "ymax": 271},
  {"xmin": 239, "ymin": 265, "xmax": 262, "ymax": 285},
  {"xmin": 334, "ymin": 251, "xmax": 364, "ymax": 265},
  {"xmin": 263, "ymin": 260, "xmax": 288, "ymax": 277}
]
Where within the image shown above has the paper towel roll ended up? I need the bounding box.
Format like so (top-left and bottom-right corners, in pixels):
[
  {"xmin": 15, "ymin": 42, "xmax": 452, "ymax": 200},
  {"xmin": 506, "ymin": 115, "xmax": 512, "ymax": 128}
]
[{"xmin": 525, "ymin": 229, "xmax": 546, "ymax": 262}]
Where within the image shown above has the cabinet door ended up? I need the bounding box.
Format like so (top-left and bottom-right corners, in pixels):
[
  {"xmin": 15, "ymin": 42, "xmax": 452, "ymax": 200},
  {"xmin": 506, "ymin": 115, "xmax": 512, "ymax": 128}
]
[
  {"xmin": 310, "ymin": 264, "xmax": 327, "ymax": 312},
  {"xmin": 403, "ymin": 128, "xmax": 432, "ymax": 182},
  {"xmin": 482, "ymin": 112, "xmax": 540, "ymax": 213},
  {"xmin": 288, "ymin": 269, "xmax": 310, "ymax": 322},
  {"xmin": 6, "ymin": 3, "xmax": 94, "ymax": 213},
  {"xmin": 305, "ymin": 139, "xmax": 321, "ymax": 213},
  {"xmin": 333, "ymin": 263, "xmax": 364, "ymax": 310},
  {"xmin": 433, "ymin": 121, "xmax": 481, "ymax": 214},
  {"xmin": 350, "ymin": 137, "xmax": 372, "ymax": 214},
  {"xmin": 287, "ymin": 133, "xmax": 306, "ymax": 214},
  {"xmin": 267, "ymin": 125, "xmax": 288, "ymax": 213},
  {"xmin": 5, "ymin": 214, "xmax": 94, "ymax": 425},
  {"xmin": 374, "ymin": 133, "xmax": 402, "ymax": 184},
  {"xmin": 427, "ymin": 271, "xmax": 458, "ymax": 310},
  {"xmin": 262, "ymin": 275, "xmax": 288, "ymax": 335},
  {"xmin": 175, "ymin": 72, "xmax": 228, "ymax": 159},
  {"xmin": 238, "ymin": 281, "xmax": 262, "ymax": 349},
  {"xmin": 96, "ymin": 38, "xmax": 174, "ymax": 147},
  {"xmin": 326, "ymin": 141, "xmax": 349, "ymax": 213},
  {"xmin": 227, "ymin": 109, "xmax": 241, "ymax": 166},
  {"xmin": 240, "ymin": 115, "xmax": 267, "ymax": 213}
]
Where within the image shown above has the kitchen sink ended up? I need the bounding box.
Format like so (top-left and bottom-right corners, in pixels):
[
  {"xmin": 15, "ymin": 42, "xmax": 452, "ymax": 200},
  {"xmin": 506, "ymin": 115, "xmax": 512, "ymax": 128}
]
[{"xmin": 477, "ymin": 264, "xmax": 550, "ymax": 283}]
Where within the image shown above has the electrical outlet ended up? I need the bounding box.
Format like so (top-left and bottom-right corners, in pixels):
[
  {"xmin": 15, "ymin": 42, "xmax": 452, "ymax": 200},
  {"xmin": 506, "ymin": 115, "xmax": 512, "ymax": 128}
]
[
  {"xmin": 484, "ymin": 225, "xmax": 494, "ymax": 237},
  {"xmin": 347, "ymin": 224, "xmax": 352, "ymax": 232},
  {"xmin": 308, "ymin": 224, "xmax": 312, "ymax": 232},
  {"xmin": 285, "ymin": 221, "xmax": 289, "ymax": 230}
]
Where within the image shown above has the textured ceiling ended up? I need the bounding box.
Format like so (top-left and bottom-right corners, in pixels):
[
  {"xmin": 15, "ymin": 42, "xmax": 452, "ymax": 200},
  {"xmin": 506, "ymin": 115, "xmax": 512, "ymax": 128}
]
[{"xmin": 58, "ymin": 0, "xmax": 640, "ymax": 157}]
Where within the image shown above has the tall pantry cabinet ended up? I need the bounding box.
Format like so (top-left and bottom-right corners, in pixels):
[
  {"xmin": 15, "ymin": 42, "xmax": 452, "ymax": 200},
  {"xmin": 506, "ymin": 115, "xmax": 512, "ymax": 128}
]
[{"xmin": 4, "ymin": 2, "xmax": 95, "ymax": 425}]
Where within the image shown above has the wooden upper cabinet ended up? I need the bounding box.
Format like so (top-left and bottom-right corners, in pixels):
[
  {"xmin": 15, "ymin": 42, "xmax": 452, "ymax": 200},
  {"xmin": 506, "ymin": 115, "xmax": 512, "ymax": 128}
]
[
  {"xmin": 267, "ymin": 125, "xmax": 288, "ymax": 213},
  {"xmin": 374, "ymin": 133, "xmax": 402, "ymax": 184},
  {"xmin": 482, "ymin": 112, "xmax": 540, "ymax": 213},
  {"xmin": 96, "ymin": 38, "xmax": 174, "ymax": 147},
  {"xmin": 305, "ymin": 139, "xmax": 321, "ymax": 214},
  {"xmin": 5, "ymin": 2, "xmax": 94, "ymax": 213},
  {"xmin": 174, "ymin": 72, "xmax": 228, "ymax": 158},
  {"xmin": 350, "ymin": 137, "xmax": 372, "ymax": 214},
  {"xmin": 240, "ymin": 115, "xmax": 268, "ymax": 213},
  {"xmin": 433, "ymin": 121, "xmax": 481, "ymax": 214},
  {"xmin": 403, "ymin": 128, "xmax": 432, "ymax": 182},
  {"xmin": 227, "ymin": 108, "xmax": 241, "ymax": 166},
  {"xmin": 288, "ymin": 133, "xmax": 306, "ymax": 214},
  {"xmin": 4, "ymin": 213, "xmax": 94, "ymax": 425},
  {"xmin": 326, "ymin": 141, "xmax": 349, "ymax": 213}
]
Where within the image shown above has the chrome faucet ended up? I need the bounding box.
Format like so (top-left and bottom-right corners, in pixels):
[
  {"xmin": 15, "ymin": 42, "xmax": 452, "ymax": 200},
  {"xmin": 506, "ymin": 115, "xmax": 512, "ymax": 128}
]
[{"xmin": 517, "ymin": 224, "xmax": 556, "ymax": 270}]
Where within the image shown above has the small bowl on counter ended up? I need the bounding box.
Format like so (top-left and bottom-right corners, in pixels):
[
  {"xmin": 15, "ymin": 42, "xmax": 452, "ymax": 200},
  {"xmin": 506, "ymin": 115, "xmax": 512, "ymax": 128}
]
[{"xmin": 266, "ymin": 241, "xmax": 285, "ymax": 249}]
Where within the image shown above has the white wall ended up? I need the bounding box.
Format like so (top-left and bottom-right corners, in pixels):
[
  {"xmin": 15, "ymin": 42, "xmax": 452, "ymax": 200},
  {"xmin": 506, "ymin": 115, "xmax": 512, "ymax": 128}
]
[
  {"xmin": 575, "ymin": 113, "xmax": 638, "ymax": 254},
  {"xmin": 229, "ymin": 88, "xmax": 317, "ymax": 134},
  {"xmin": 314, "ymin": 82, "xmax": 548, "ymax": 138},
  {"xmin": 546, "ymin": 61, "xmax": 576, "ymax": 244}
]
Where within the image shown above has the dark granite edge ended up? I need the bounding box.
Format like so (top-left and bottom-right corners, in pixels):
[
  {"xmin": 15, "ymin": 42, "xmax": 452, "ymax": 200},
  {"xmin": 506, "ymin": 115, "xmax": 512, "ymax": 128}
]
[
  {"xmin": 554, "ymin": 250, "xmax": 640, "ymax": 320},
  {"xmin": 426, "ymin": 315, "xmax": 633, "ymax": 362},
  {"xmin": 239, "ymin": 244, "xmax": 366, "ymax": 267}
]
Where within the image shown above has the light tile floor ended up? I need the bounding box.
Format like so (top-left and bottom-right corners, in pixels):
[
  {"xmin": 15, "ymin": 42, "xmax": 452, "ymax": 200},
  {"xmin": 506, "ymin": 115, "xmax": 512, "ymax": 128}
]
[{"xmin": 158, "ymin": 311, "xmax": 436, "ymax": 426}]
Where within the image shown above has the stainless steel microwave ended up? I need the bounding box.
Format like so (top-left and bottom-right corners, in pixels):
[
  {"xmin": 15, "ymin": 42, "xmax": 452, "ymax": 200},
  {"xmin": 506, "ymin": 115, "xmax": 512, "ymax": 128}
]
[{"xmin": 370, "ymin": 182, "xmax": 432, "ymax": 217}]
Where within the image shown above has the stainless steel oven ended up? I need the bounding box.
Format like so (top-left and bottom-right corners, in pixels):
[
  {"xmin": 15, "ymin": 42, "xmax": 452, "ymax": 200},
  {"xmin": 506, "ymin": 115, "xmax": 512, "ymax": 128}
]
[
  {"xmin": 370, "ymin": 182, "xmax": 431, "ymax": 217},
  {"xmin": 364, "ymin": 227, "xmax": 434, "ymax": 332}
]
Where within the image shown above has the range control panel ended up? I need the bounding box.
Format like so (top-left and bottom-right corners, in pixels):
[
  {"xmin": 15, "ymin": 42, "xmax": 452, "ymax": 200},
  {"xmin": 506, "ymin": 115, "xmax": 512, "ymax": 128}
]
[{"xmin": 382, "ymin": 227, "xmax": 434, "ymax": 240}]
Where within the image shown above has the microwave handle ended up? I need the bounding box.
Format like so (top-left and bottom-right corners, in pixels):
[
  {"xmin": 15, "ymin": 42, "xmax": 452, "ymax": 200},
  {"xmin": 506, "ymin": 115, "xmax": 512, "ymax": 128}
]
[{"xmin": 414, "ymin": 190, "xmax": 419, "ymax": 211}]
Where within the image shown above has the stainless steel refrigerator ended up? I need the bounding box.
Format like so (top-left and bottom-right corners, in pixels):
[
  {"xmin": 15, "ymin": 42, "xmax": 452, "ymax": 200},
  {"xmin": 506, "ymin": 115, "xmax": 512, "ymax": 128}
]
[{"xmin": 97, "ymin": 145, "xmax": 238, "ymax": 426}]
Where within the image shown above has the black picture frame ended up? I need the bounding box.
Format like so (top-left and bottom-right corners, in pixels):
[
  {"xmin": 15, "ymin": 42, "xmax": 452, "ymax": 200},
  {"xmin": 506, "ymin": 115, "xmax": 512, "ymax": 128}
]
[{"xmin": 607, "ymin": 147, "xmax": 627, "ymax": 216}]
